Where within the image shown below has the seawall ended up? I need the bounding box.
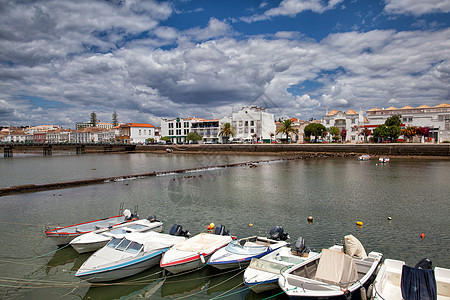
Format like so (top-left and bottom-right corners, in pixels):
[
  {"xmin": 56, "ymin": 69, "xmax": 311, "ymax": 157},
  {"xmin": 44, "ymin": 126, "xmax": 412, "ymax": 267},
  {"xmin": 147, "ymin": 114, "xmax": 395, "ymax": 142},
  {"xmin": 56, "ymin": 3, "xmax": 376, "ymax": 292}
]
[{"xmin": 137, "ymin": 143, "xmax": 450, "ymax": 156}]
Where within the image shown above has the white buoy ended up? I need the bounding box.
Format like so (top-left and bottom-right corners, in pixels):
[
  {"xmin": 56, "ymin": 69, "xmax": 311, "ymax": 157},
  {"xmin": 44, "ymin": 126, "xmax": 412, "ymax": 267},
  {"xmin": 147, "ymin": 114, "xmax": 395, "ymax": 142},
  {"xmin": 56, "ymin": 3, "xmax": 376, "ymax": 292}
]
[
  {"xmin": 200, "ymin": 254, "xmax": 205, "ymax": 264},
  {"xmin": 360, "ymin": 286, "xmax": 367, "ymax": 300}
]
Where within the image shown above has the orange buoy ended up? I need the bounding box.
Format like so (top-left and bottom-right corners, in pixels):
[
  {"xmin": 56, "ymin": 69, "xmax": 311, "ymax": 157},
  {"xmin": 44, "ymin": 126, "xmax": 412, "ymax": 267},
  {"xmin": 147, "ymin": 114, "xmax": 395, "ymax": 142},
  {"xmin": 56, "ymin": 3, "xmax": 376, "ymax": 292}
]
[{"xmin": 420, "ymin": 232, "xmax": 425, "ymax": 239}]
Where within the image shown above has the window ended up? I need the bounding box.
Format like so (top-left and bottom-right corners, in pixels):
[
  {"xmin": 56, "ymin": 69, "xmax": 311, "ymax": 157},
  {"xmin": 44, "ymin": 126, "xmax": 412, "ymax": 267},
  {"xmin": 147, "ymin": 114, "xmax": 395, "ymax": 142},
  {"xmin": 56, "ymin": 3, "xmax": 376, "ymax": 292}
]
[
  {"xmin": 176, "ymin": 122, "xmax": 181, "ymax": 128},
  {"xmin": 184, "ymin": 129, "xmax": 189, "ymax": 134},
  {"xmin": 184, "ymin": 122, "xmax": 189, "ymax": 127},
  {"xmin": 351, "ymin": 119, "xmax": 355, "ymax": 124},
  {"xmin": 250, "ymin": 121, "xmax": 254, "ymax": 126},
  {"xmin": 326, "ymin": 120, "xmax": 330, "ymax": 125},
  {"xmin": 251, "ymin": 128, "xmax": 254, "ymax": 133},
  {"xmin": 176, "ymin": 129, "xmax": 181, "ymax": 135},
  {"xmin": 408, "ymin": 117, "xmax": 413, "ymax": 122},
  {"xmin": 169, "ymin": 123, "xmax": 173, "ymax": 128},
  {"xmin": 139, "ymin": 129, "xmax": 141, "ymax": 135},
  {"xmin": 239, "ymin": 121, "xmax": 243, "ymax": 126},
  {"xmin": 144, "ymin": 129, "xmax": 146, "ymax": 135},
  {"xmin": 352, "ymin": 127, "xmax": 356, "ymax": 132},
  {"xmin": 245, "ymin": 121, "xmax": 248, "ymax": 126},
  {"xmin": 169, "ymin": 130, "xmax": 173, "ymax": 135}
]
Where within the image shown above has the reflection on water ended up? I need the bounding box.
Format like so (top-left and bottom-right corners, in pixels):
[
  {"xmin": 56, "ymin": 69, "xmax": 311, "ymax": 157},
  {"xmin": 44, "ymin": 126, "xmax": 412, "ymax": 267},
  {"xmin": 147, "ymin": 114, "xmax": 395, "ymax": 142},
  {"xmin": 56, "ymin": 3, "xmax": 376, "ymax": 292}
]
[{"xmin": 0, "ymin": 156, "xmax": 449, "ymax": 299}]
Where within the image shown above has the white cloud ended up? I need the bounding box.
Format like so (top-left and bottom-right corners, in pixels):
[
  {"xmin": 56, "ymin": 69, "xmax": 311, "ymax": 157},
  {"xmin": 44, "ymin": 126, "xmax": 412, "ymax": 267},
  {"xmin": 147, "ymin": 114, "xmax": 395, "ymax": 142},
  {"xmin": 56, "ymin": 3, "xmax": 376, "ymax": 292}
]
[
  {"xmin": 242, "ymin": 0, "xmax": 344, "ymax": 22},
  {"xmin": 384, "ymin": 0, "xmax": 450, "ymax": 16}
]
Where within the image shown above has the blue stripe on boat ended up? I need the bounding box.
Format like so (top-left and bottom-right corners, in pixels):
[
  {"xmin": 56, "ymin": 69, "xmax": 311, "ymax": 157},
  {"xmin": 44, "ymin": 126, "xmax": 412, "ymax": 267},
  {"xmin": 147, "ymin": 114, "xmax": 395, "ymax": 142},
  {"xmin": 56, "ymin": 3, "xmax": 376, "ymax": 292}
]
[{"xmin": 76, "ymin": 248, "xmax": 168, "ymax": 277}]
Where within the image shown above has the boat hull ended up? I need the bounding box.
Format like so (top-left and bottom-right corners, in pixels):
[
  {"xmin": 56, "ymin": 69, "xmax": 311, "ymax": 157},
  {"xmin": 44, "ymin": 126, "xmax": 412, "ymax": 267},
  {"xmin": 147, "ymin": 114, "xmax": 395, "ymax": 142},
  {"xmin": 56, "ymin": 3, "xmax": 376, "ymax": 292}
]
[
  {"xmin": 71, "ymin": 240, "xmax": 108, "ymax": 254},
  {"xmin": 75, "ymin": 249, "xmax": 165, "ymax": 282},
  {"xmin": 162, "ymin": 253, "xmax": 212, "ymax": 274}
]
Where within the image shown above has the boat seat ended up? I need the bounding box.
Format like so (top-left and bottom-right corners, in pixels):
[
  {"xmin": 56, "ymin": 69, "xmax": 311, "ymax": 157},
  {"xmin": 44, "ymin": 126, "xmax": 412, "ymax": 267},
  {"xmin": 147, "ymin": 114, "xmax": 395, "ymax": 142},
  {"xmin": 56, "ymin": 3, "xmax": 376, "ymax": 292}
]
[{"xmin": 435, "ymin": 267, "xmax": 450, "ymax": 297}]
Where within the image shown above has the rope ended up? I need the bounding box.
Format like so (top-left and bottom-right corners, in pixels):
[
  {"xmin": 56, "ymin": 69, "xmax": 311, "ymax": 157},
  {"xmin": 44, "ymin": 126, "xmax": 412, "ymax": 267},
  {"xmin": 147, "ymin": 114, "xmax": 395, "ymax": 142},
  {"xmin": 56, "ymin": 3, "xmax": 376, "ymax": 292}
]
[{"xmin": 0, "ymin": 243, "xmax": 71, "ymax": 261}]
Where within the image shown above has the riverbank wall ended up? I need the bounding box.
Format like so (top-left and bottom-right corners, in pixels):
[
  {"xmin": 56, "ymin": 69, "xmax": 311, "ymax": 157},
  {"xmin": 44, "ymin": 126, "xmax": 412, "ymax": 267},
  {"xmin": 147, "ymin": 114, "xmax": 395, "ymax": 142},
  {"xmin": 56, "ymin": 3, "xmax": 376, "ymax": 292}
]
[{"xmin": 137, "ymin": 143, "xmax": 450, "ymax": 156}]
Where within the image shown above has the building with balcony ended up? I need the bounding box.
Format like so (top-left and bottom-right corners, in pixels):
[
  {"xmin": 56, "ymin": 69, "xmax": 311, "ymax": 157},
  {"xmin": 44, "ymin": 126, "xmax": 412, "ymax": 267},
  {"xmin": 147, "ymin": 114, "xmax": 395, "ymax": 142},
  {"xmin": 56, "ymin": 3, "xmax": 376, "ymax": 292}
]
[
  {"xmin": 366, "ymin": 103, "xmax": 450, "ymax": 142},
  {"xmin": 231, "ymin": 106, "xmax": 275, "ymax": 143},
  {"xmin": 322, "ymin": 109, "xmax": 366, "ymax": 142}
]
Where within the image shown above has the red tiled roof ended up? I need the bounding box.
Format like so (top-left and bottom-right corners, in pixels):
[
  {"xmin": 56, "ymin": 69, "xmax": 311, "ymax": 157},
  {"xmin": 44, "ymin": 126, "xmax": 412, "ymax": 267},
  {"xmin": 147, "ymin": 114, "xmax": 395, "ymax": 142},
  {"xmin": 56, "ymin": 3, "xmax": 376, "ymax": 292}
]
[{"xmin": 127, "ymin": 123, "xmax": 155, "ymax": 128}]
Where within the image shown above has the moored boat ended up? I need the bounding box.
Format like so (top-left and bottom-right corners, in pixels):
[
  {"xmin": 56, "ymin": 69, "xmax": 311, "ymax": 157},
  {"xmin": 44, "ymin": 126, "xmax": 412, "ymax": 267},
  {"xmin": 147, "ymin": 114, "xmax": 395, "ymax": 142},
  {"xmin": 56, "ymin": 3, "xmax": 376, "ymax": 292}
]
[
  {"xmin": 358, "ymin": 154, "xmax": 371, "ymax": 161},
  {"xmin": 45, "ymin": 204, "xmax": 138, "ymax": 245},
  {"xmin": 244, "ymin": 238, "xmax": 342, "ymax": 293},
  {"xmin": 378, "ymin": 157, "xmax": 390, "ymax": 163},
  {"xmin": 70, "ymin": 216, "xmax": 163, "ymax": 254},
  {"xmin": 372, "ymin": 258, "xmax": 450, "ymax": 300},
  {"xmin": 279, "ymin": 235, "xmax": 383, "ymax": 299},
  {"xmin": 75, "ymin": 229, "xmax": 187, "ymax": 282},
  {"xmin": 208, "ymin": 226, "xmax": 290, "ymax": 270},
  {"xmin": 160, "ymin": 225, "xmax": 233, "ymax": 274}
]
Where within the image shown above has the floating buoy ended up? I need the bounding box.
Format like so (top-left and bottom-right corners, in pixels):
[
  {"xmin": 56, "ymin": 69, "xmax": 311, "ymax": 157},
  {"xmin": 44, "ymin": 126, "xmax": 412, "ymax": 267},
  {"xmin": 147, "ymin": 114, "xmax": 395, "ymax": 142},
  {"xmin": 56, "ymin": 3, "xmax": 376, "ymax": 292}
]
[
  {"xmin": 388, "ymin": 217, "xmax": 392, "ymax": 221},
  {"xmin": 210, "ymin": 222, "xmax": 215, "ymax": 229},
  {"xmin": 420, "ymin": 232, "xmax": 425, "ymax": 239},
  {"xmin": 200, "ymin": 254, "xmax": 205, "ymax": 264},
  {"xmin": 356, "ymin": 221, "xmax": 363, "ymax": 226},
  {"xmin": 249, "ymin": 223, "xmax": 253, "ymax": 227},
  {"xmin": 307, "ymin": 216, "xmax": 314, "ymax": 223}
]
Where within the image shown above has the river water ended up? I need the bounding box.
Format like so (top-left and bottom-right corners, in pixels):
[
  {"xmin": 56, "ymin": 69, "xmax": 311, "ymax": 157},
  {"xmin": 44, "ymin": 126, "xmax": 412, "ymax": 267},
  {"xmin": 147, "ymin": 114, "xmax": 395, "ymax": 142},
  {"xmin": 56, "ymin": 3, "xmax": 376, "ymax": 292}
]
[{"xmin": 0, "ymin": 153, "xmax": 449, "ymax": 299}]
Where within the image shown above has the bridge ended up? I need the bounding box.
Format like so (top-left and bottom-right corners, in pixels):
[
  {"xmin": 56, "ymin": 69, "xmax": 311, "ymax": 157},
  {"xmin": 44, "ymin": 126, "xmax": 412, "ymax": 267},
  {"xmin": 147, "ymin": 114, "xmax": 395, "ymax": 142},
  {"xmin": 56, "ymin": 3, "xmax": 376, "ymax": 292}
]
[{"xmin": 2, "ymin": 143, "xmax": 136, "ymax": 157}]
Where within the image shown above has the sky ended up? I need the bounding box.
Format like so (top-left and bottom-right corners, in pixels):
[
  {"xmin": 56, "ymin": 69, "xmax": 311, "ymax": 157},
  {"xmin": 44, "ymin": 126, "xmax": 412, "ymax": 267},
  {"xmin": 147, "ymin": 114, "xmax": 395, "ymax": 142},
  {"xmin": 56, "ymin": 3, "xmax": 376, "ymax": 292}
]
[{"xmin": 1, "ymin": 0, "xmax": 450, "ymax": 128}]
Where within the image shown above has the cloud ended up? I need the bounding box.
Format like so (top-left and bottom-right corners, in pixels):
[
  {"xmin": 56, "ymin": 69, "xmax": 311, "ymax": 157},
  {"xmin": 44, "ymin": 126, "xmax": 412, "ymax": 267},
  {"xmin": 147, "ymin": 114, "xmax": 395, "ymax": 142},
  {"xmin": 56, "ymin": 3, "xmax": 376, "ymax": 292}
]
[
  {"xmin": 242, "ymin": 0, "xmax": 344, "ymax": 22},
  {"xmin": 183, "ymin": 18, "xmax": 234, "ymax": 41},
  {"xmin": 384, "ymin": 0, "xmax": 450, "ymax": 16}
]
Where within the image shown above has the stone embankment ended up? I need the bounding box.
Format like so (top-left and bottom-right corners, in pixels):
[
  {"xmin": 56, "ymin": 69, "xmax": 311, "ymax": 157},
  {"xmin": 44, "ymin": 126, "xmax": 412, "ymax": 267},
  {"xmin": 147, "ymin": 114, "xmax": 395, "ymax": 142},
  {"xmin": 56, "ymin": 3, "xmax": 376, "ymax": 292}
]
[{"xmin": 137, "ymin": 143, "xmax": 450, "ymax": 157}]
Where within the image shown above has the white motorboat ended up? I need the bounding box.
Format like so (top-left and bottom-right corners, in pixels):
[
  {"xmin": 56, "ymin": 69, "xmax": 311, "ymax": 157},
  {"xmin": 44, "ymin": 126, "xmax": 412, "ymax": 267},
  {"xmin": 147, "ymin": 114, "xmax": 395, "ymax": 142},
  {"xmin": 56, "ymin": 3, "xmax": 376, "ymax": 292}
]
[
  {"xmin": 208, "ymin": 226, "xmax": 290, "ymax": 270},
  {"xmin": 160, "ymin": 225, "xmax": 233, "ymax": 274},
  {"xmin": 45, "ymin": 204, "xmax": 138, "ymax": 245},
  {"xmin": 379, "ymin": 157, "xmax": 390, "ymax": 163},
  {"xmin": 75, "ymin": 230, "xmax": 187, "ymax": 282},
  {"xmin": 358, "ymin": 154, "xmax": 371, "ymax": 161},
  {"xmin": 372, "ymin": 258, "xmax": 450, "ymax": 300},
  {"xmin": 279, "ymin": 235, "xmax": 383, "ymax": 299},
  {"xmin": 70, "ymin": 217, "xmax": 163, "ymax": 254},
  {"xmin": 243, "ymin": 239, "xmax": 341, "ymax": 293}
]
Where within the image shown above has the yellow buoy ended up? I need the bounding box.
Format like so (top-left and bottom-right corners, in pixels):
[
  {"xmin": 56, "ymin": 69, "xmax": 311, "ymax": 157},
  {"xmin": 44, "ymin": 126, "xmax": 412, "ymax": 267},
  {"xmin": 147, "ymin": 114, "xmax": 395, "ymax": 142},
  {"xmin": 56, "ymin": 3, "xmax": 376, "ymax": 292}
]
[
  {"xmin": 209, "ymin": 222, "xmax": 215, "ymax": 229},
  {"xmin": 356, "ymin": 221, "xmax": 363, "ymax": 226},
  {"xmin": 249, "ymin": 223, "xmax": 253, "ymax": 227},
  {"xmin": 388, "ymin": 217, "xmax": 392, "ymax": 221}
]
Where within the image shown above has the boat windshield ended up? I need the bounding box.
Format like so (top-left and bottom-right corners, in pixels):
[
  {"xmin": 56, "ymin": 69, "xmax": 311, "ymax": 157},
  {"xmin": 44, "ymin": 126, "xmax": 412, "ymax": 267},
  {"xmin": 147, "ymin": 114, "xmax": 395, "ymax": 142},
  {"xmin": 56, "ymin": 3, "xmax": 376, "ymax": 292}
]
[
  {"xmin": 116, "ymin": 239, "xmax": 132, "ymax": 251},
  {"xmin": 125, "ymin": 241, "xmax": 143, "ymax": 254},
  {"xmin": 226, "ymin": 240, "xmax": 267, "ymax": 255},
  {"xmin": 107, "ymin": 237, "xmax": 121, "ymax": 248},
  {"xmin": 108, "ymin": 229, "xmax": 127, "ymax": 235},
  {"xmin": 126, "ymin": 224, "xmax": 149, "ymax": 231},
  {"xmin": 249, "ymin": 258, "xmax": 287, "ymax": 274}
]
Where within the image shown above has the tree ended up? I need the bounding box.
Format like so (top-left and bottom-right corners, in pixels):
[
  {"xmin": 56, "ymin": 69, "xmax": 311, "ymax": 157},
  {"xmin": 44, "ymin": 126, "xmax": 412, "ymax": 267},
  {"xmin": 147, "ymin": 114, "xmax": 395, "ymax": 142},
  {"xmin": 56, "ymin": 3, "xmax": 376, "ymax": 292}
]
[
  {"xmin": 340, "ymin": 128, "xmax": 347, "ymax": 142},
  {"xmin": 276, "ymin": 119, "xmax": 298, "ymax": 143},
  {"xmin": 329, "ymin": 126, "xmax": 340, "ymax": 142},
  {"xmin": 401, "ymin": 126, "xmax": 417, "ymax": 142},
  {"xmin": 112, "ymin": 111, "xmax": 118, "ymax": 127},
  {"xmin": 373, "ymin": 124, "xmax": 388, "ymax": 142},
  {"xmin": 304, "ymin": 123, "xmax": 327, "ymax": 142},
  {"xmin": 160, "ymin": 136, "xmax": 170, "ymax": 142},
  {"xmin": 90, "ymin": 111, "xmax": 97, "ymax": 127},
  {"xmin": 385, "ymin": 114, "xmax": 402, "ymax": 127},
  {"xmin": 373, "ymin": 114, "xmax": 402, "ymax": 142},
  {"xmin": 359, "ymin": 128, "xmax": 371, "ymax": 143},
  {"xmin": 218, "ymin": 122, "xmax": 235, "ymax": 144},
  {"xmin": 186, "ymin": 132, "xmax": 202, "ymax": 142}
]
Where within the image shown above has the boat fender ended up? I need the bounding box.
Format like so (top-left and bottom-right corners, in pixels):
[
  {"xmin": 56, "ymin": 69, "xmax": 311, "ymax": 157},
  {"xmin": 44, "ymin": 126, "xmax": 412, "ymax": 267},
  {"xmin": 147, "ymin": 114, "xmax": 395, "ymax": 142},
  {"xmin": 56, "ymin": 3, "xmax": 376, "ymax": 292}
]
[
  {"xmin": 366, "ymin": 284, "xmax": 373, "ymax": 299},
  {"xmin": 360, "ymin": 286, "xmax": 367, "ymax": 300},
  {"xmin": 200, "ymin": 254, "xmax": 205, "ymax": 264}
]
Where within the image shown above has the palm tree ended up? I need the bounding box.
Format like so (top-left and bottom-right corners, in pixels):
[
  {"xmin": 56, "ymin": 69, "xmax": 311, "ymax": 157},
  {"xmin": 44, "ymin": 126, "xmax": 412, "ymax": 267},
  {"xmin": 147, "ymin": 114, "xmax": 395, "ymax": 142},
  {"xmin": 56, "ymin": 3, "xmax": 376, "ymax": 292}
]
[
  {"xmin": 219, "ymin": 122, "xmax": 235, "ymax": 144},
  {"xmin": 276, "ymin": 119, "xmax": 298, "ymax": 143}
]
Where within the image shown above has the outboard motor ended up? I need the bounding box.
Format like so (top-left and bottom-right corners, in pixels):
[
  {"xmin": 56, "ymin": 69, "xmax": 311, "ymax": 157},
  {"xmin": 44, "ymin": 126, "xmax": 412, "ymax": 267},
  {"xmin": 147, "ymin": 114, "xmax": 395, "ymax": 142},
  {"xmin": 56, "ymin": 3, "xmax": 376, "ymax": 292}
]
[
  {"xmin": 123, "ymin": 209, "xmax": 132, "ymax": 220},
  {"xmin": 147, "ymin": 215, "xmax": 157, "ymax": 222},
  {"xmin": 269, "ymin": 226, "xmax": 290, "ymax": 241},
  {"xmin": 294, "ymin": 237, "xmax": 310, "ymax": 255},
  {"xmin": 169, "ymin": 224, "xmax": 190, "ymax": 237},
  {"xmin": 415, "ymin": 258, "xmax": 433, "ymax": 269},
  {"xmin": 214, "ymin": 224, "xmax": 230, "ymax": 236}
]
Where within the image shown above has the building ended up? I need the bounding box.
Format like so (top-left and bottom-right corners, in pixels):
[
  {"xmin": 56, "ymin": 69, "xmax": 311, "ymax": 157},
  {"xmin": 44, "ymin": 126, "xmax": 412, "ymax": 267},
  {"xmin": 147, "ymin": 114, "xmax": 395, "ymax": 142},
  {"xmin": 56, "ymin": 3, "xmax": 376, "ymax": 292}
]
[
  {"xmin": 274, "ymin": 118, "xmax": 312, "ymax": 143},
  {"xmin": 366, "ymin": 103, "xmax": 450, "ymax": 143},
  {"xmin": 231, "ymin": 106, "xmax": 275, "ymax": 143},
  {"xmin": 75, "ymin": 122, "xmax": 94, "ymax": 130},
  {"xmin": 128, "ymin": 123, "xmax": 155, "ymax": 144},
  {"xmin": 322, "ymin": 109, "xmax": 366, "ymax": 142},
  {"xmin": 191, "ymin": 117, "xmax": 232, "ymax": 143},
  {"xmin": 96, "ymin": 122, "xmax": 114, "ymax": 130},
  {"xmin": 69, "ymin": 127, "xmax": 102, "ymax": 143},
  {"xmin": 160, "ymin": 117, "xmax": 195, "ymax": 144}
]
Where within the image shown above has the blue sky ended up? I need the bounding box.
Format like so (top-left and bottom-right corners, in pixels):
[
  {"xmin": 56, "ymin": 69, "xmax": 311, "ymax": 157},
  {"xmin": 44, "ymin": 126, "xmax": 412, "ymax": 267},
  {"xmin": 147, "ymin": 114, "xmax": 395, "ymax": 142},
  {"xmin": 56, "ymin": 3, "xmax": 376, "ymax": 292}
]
[{"xmin": 1, "ymin": 0, "xmax": 449, "ymax": 128}]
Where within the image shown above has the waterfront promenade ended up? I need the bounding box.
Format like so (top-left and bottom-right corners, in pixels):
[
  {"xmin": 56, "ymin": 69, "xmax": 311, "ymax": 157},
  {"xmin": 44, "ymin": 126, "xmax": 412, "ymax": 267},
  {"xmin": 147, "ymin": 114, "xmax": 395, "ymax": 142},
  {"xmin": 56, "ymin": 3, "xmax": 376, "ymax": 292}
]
[{"xmin": 2, "ymin": 142, "xmax": 450, "ymax": 157}]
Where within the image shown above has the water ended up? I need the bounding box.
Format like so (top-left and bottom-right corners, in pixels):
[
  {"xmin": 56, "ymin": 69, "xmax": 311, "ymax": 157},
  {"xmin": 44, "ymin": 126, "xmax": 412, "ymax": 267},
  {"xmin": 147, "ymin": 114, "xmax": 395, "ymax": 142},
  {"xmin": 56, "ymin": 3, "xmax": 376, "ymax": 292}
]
[{"xmin": 0, "ymin": 153, "xmax": 449, "ymax": 299}]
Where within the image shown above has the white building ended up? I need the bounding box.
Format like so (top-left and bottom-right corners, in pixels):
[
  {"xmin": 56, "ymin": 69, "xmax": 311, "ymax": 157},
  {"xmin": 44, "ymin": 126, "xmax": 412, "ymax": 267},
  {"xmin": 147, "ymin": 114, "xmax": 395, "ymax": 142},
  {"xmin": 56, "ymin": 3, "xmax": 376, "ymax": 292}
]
[
  {"xmin": 127, "ymin": 123, "xmax": 155, "ymax": 144},
  {"xmin": 160, "ymin": 117, "xmax": 196, "ymax": 144},
  {"xmin": 322, "ymin": 109, "xmax": 366, "ymax": 142},
  {"xmin": 366, "ymin": 103, "xmax": 450, "ymax": 143},
  {"xmin": 191, "ymin": 117, "xmax": 232, "ymax": 143},
  {"xmin": 69, "ymin": 127, "xmax": 101, "ymax": 143},
  {"xmin": 231, "ymin": 106, "xmax": 276, "ymax": 143}
]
